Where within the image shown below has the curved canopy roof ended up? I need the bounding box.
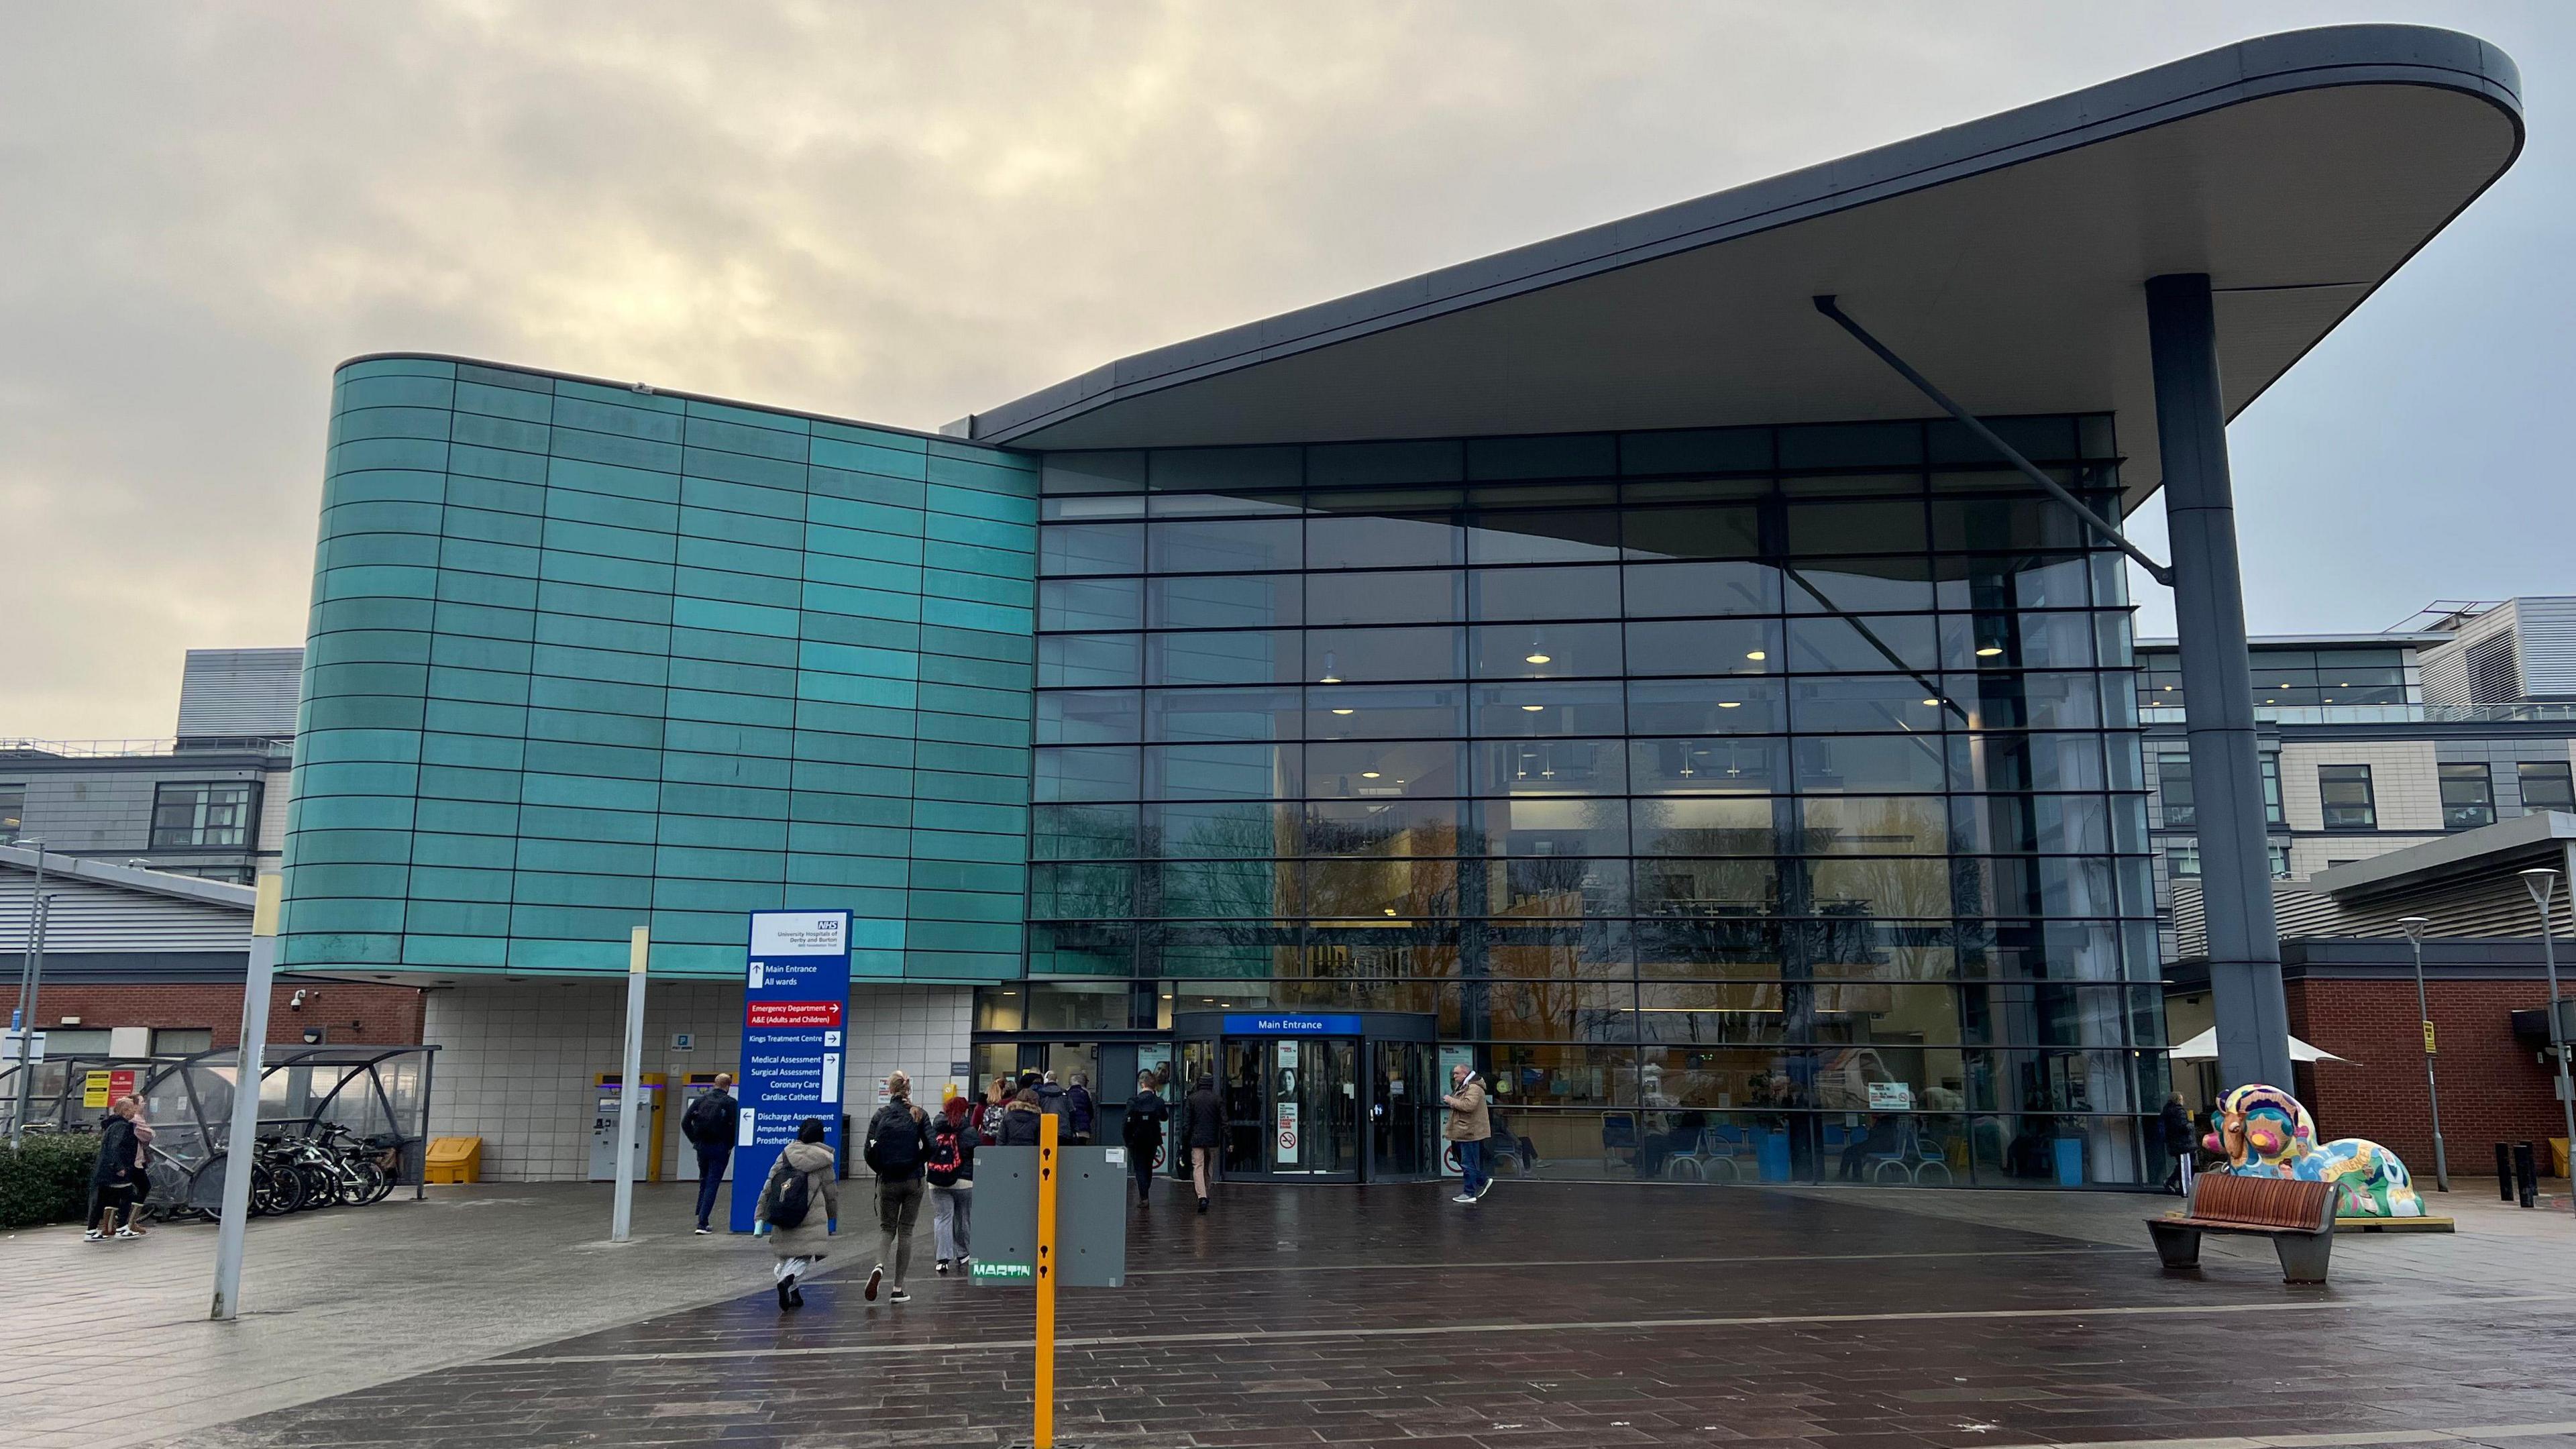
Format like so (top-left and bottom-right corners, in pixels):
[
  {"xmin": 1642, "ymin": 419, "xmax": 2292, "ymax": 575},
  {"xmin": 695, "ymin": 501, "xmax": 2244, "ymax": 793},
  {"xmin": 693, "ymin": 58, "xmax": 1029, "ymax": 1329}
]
[{"xmin": 966, "ymin": 24, "xmax": 2522, "ymax": 511}]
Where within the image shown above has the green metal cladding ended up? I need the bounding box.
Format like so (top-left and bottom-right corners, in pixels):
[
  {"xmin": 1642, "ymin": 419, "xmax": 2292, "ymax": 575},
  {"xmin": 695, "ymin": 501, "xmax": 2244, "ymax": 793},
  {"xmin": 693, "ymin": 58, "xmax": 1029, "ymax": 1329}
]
[{"xmin": 278, "ymin": 356, "xmax": 1038, "ymax": 980}]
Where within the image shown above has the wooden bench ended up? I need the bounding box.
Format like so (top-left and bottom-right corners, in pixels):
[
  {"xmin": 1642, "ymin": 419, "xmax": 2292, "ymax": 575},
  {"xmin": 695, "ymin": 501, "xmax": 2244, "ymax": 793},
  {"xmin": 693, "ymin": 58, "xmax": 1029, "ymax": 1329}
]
[{"xmin": 2147, "ymin": 1174, "xmax": 2337, "ymax": 1283}]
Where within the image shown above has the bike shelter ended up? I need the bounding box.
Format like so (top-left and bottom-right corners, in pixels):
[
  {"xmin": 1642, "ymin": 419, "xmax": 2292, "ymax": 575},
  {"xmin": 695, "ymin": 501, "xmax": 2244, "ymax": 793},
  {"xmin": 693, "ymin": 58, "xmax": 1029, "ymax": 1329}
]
[{"xmin": 0, "ymin": 1044, "xmax": 440, "ymax": 1216}]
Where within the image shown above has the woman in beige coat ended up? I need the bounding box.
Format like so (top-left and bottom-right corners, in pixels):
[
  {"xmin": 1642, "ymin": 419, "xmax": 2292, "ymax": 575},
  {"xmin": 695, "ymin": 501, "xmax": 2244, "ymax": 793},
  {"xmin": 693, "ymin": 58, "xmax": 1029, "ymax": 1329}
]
[{"xmin": 755, "ymin": 1117, "xmax": 841, "ymax": 1310}]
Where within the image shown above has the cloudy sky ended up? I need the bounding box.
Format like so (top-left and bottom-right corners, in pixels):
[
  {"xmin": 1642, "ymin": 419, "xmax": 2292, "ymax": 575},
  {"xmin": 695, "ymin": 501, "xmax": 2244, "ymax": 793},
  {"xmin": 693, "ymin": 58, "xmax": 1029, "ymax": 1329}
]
[{"xmin": 3, "ymin": 1, "xmax": 2569, "ymax": 739}]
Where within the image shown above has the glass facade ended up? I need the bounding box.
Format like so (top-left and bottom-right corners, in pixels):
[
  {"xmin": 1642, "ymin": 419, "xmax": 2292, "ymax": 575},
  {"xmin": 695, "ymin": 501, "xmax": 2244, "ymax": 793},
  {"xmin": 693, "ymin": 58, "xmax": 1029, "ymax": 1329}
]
[
  {"xmin": 278, "ymin": 357, "xmax": 1037, "ymax": 979},
  {"xmin": 1024, "ymin": 417, "xmax": 2166, "ymax": 1185}
]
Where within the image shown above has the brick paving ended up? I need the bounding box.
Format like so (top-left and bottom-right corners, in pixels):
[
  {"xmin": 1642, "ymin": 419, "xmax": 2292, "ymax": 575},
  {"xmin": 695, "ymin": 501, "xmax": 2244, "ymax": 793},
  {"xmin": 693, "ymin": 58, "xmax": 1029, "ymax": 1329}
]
[{"xmin": 168, "ymin": 1178, "xmax": 2576, "ymax": 1449}]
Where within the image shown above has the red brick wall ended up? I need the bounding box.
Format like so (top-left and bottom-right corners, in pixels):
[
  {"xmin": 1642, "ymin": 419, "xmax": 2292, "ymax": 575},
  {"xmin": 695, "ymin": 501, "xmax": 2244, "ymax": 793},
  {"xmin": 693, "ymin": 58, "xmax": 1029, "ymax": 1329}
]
[
  {"xmin": 2288, "ymin": 976, "xmax": 2571, "ymax": 1173},
  {"xmin": 34, "ymin": 983, "xmax": 426, "ymax": 1049}
]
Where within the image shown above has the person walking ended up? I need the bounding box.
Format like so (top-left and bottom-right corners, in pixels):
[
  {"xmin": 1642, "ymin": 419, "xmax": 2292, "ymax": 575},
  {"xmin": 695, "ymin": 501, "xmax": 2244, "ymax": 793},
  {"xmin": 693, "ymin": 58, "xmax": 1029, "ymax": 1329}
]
[
  {"xmin": 753, "ymin": 1118, "xmax": 839, "ymax": 1310},
  {"xmin": 928, "ymin": 1095, "xmax": 977, "ymax": 1275},
  {"xmin": 998, "ymin": 1085, "xmax": 1044, "ymax": 1145},
  {"xmin": 1066, "ymin": 1072, "xmax": 1096, "ymax": 1145},
  {"xmin": 680, "ymin": 1073, "xmax": 741, "ymax": 1234},
  {"xmin": 84, "ymin": 1096, "xmax": 146, "ymax": 1242},
  {"xmin": 861, "ymin": 1070, "xmax": 932, "ymax": 1304},
  {"xmin": 1181, "ymin": 1073, "xmax": 1224, "ymax": 1214},
  {"xmin": 2159, "ymin": 1091, "xmax": 2196, "ymax": 1196},
  {"xmin": 1442, "ymin": 1063, "xmax": 1493, "ymax": 1205},
  {"xmin": 977, "ymin": 1075, "xmax": 1012, "ymax": 1145},
  {"xmin": 1121, "ymin": 1070, "xmax": 1171, "ymax": 1206}
]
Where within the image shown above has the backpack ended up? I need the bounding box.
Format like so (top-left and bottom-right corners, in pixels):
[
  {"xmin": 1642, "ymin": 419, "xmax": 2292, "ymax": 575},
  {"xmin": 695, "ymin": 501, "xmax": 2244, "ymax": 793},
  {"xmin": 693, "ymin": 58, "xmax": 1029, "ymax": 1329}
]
[
  {"xmin": 680, "ymin": 1093, "xmax": 723, "ymax": 1144},
  {"xmin": 926, "ymin": 1121, "xmax": 963, "ymax": 1187},
  {"xmin": 1122, "ymin": 1096, "xmax": 1165, "ymax": 1150},
  {"xmin": 869, "ymin": 1102, "xmax": 925, "ymax": 1173},
  {"xmin": 770, "ymin": 1164, "xmax": 812, "ymax": 1230}
]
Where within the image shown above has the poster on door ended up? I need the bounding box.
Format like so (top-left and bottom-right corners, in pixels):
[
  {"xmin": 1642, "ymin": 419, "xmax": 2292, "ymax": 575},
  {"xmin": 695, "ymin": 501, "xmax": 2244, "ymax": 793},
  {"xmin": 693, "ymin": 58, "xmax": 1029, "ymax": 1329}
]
[
  {"xmin": 731, "ymin": 909, "xmax": 853, "ymax": 1233},
  {"xmin": 1276, "ymin": 1101, "xmax": 1300, "ymax": 1165}
]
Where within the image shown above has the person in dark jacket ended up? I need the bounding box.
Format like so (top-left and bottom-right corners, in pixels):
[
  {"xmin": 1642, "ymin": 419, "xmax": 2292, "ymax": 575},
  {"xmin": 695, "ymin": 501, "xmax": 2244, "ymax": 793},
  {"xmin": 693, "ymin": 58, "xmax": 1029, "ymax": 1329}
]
[
  {"xmin": 2159, "ymin": 1092, "xmax": 2197, "ymax": 1195},
  {"xmin": 860, "ymin": 1071, "xmax": 931, "ymax": 1304},
  {"xmin": 1121, "ymin": 1071, "xmax": 1171, "ymax": 1205},
  {"xmin": 1181, "ymin": 1074, "xmax": 1225, "ymax": 1213},
  {"xmin": 1035, "ymin": 1070, "xmax": 1068, "ymax": 1119},
  {"xmin": 85, "ymin": 1096, "xmax": 146, "ymax": 1242},
  {"xmin": 1066, "ymin": 1073, "xmax": 1096, "ymax": 1144},
  {"xmin": 998, "ymin": 1087, "xmax": 1044, "ymax": 1145},
  {"xmin": 680, "ymin": 1073, "xmax": 740, "ymax": 1234}
]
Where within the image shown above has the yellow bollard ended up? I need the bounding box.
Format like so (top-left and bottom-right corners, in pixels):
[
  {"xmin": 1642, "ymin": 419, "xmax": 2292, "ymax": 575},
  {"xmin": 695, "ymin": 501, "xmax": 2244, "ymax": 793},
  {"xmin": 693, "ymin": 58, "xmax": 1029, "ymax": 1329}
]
[{"xmin": 1036, "ymin": 1111, "xmax": 1058, "ymax": 1449}]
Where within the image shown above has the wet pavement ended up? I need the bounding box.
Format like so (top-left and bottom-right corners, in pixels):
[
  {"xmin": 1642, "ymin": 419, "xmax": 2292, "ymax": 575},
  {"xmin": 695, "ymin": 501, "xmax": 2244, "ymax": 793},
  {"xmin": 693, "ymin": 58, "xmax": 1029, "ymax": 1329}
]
[{"xmin": 169, "ymin": 1178, "xmax": 2576, "ymax": 1449}]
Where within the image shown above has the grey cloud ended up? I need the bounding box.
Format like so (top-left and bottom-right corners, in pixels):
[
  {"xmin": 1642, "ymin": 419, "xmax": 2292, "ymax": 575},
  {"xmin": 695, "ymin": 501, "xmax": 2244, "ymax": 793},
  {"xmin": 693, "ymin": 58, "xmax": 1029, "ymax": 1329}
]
[{"xmin": 2, "ymin": 1, "xmax": 2567, "ymax": 735}]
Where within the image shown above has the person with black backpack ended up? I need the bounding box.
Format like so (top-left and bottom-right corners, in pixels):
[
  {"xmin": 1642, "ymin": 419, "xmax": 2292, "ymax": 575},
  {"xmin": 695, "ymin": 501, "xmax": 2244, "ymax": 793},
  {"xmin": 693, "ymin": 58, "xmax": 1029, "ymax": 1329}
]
[
  {"xmin": 1121, "ymin": 1070, "xmax": 1170, "ymax": 1207},
  {"xmin": 753, "ymin": 1118, "xmax": 839, "ymax": 1311},
  {"xmin": 928, "ymin": 1094, "xmax": 977, "ymax": 1274},
  {"xmin": 860, "ymin": 1069, "xmax": 932, "ymax": 1305},
  {"xmin": 680, "ymin": 1073, "xmax": 740, "ymax": 1234}
]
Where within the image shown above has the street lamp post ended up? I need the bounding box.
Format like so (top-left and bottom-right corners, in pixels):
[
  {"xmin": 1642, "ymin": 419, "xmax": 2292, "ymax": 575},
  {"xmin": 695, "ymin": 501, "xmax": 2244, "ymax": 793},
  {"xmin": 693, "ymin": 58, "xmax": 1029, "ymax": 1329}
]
[
  {"xmin": 2398, "ymin": 916, "xmax": 2448, "ymax": 1192},
  {"xmin": 2520, "ymin": 869, "xmax": 2576, "ymax": 1208},
  {"xmin": 11, "ymin": 841, "xmax": 52, "ymax": 1148}
]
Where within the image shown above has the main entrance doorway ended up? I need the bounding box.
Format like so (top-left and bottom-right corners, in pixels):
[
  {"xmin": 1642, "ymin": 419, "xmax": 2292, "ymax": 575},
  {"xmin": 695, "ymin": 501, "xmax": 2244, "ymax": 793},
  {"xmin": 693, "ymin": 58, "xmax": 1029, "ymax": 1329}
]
[{"xmin": 1172, "ymin": 1011, "xmax": 1438, "ymax": 1183}]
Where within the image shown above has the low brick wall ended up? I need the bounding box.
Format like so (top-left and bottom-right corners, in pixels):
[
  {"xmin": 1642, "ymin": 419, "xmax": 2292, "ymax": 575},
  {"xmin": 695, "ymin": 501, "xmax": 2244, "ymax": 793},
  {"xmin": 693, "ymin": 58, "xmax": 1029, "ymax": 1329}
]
[
  {"xmin": 2289, "ymin": 976, "xmax": 2569, "ymax": 1171},
  {"xmin": 32, "ymin": 981, "xmax": 425, "ymax": 1049}
]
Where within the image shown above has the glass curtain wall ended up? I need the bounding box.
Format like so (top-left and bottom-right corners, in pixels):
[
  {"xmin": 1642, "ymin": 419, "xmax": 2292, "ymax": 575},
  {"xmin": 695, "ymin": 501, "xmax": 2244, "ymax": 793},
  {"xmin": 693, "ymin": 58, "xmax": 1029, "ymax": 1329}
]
[{"xmin": 1026, "ymin": 417, "xmax": 2161, "ymax": 1185}]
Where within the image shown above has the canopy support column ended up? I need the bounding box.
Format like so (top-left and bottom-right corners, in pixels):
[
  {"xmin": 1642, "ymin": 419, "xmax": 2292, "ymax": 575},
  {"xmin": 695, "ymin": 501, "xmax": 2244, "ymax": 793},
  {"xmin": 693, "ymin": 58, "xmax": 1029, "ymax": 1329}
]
[{"xmin": 2148, "ymin": 272, "xmax": 2293, "ymax": 1091}]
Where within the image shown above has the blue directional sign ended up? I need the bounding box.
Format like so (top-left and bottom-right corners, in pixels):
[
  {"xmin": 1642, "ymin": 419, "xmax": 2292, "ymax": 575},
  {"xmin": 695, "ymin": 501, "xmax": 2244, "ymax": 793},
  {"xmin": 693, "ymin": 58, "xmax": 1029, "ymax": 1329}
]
[
  {"xmin": 731, "ymin": 910, "xmax": 853, "ymax": 1232},
  {"xmin": 1220, "ymin": 1012, "xmax": 1363, "ymax": 1036}
]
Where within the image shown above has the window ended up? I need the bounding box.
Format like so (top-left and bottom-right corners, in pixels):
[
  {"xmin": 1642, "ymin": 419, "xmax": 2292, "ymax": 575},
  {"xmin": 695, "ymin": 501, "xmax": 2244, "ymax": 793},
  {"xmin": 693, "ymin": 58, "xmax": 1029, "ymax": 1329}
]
[
  {"xmin": 44, "ymin": 1028, "xmax": 110, "ymax": 1057},
  {"xmin": 2261, "ymin": 752, "xmax": 2284, "ymax": 827},
  {"xmin": 2318, "ymin": 765, "xmax": 2376, "ymax": 830},
  {"xmin": 2166, "ymin": 841, "xmax": 2201, "ymax": 878},
  {"xmin": 2268, "ymin": 842, "xmax": 2292, "ymax": 879},
  {"xmin": 2157, "ymin": 757, "xmax": 2195, "ymax": 828},
  {"xmin": 2520, "ymin": 761, "xmax": 2576, "ymax": 814},
  {"xmin": 150, "ymin": 782, "xmax": 257, "ymax": 849},
  {"xmin": 151, "ymin": 1028, "xmax": 213, "ymax": 1055},
  {"xmin": 0, "ymin": 784, "xmax": 21, "ymax": 841},
  {"xmin": 2438, "ymin": 762, "xmax": 2496, "ymax": 830}
]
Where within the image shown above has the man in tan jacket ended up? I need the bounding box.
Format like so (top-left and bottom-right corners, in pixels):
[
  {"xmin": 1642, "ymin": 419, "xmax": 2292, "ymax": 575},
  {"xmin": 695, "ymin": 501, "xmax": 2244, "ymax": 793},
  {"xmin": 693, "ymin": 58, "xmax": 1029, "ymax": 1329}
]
[{"xmin": 1442, "ymin": 1063, "xmax": 1492, "ymax": 1204}]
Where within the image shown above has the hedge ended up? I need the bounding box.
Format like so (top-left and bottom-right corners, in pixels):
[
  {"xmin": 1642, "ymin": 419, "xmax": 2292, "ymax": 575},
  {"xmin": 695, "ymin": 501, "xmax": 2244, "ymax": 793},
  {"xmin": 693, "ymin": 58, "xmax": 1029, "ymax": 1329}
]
[{"xmin": 0, "ymin": 1132, "xmax": 101, "ymax": 1228}]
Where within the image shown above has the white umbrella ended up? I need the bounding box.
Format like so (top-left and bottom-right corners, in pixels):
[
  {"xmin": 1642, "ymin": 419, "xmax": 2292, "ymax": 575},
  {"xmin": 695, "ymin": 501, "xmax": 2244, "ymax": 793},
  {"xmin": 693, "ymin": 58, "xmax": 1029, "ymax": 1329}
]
[{"xmin": 2167, "ymin": 1026, "xmax": 2345, "ymax": 1063}]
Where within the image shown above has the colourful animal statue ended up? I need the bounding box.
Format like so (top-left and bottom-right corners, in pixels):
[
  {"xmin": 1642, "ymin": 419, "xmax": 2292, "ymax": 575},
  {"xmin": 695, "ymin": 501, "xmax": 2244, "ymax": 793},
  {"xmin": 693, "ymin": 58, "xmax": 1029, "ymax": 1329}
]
[{"xmin": 2202, "ymin": 1083, "xmax": 2424, "ymax": 1218}]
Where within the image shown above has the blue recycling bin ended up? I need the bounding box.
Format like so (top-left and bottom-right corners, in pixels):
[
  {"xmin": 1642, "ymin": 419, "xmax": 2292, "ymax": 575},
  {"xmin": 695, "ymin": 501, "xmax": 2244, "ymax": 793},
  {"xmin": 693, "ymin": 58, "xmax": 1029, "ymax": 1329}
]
[
  {"xmin": 2052, "ymin": 1136, "xmax": 2084, "ymax": 1187},
  {"xmin": 1756, "ymin": 1130, "xmax": 1791, "ymax": 1181}
]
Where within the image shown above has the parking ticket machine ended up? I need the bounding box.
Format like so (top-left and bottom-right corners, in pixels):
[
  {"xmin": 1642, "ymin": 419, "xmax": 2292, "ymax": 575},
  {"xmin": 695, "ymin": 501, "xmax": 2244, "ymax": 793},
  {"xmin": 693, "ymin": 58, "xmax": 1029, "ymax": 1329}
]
[{"xmin": 588, "ymin": 1071, "xmax": 666, "ymax": 1182}]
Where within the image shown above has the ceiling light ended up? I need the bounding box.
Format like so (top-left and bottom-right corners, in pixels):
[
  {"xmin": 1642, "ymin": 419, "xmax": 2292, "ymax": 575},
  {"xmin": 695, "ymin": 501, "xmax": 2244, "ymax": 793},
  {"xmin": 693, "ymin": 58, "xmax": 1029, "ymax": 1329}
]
[
  {"xmin": 1525, "ymin": 653, "xmax": 1551, "ymax": 665},
  {"xmin": 1383, "ymin": 907, "xmax": 1398, "ymax": 916},
  {"xmin": 1332, "ymin": 708, "xmax": 1354, "ymax": 715},
  {"xmin": 1717, "ymin": 701, "xmax": 1740, "ymax": 709},
  {"xmin": 1976, "ymin": 646, "xmax": 2004, "ymax": 657},
  {"xmin": 1923, "ymin": 698, "xmax": 1940, "ymax": 707},
  {"xmin": 1320, "ymin": 674, "xmax": 1342, "ymax": 684},
  {"xmin": 1521, "ymin": 704, "xmax": 1546, "ymax": 712},
  {"xmin": 1745, "ymin": 650, "xmax": 1766, "ymax": 661},
  {"xmin": 2162, "ymin": 685, "xmax": 2175, "ymax": 692},
  {"xmin": 1360, "ymin": 771, "xmax": 1381, "ymax": 779}
]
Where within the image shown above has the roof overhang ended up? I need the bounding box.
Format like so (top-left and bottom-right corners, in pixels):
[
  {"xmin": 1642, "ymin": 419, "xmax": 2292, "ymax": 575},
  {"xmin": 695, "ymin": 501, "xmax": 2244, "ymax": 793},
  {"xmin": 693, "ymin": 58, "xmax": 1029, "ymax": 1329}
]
[
  {"xmin": 2308, "ymin": 810, "xmax": 2576, "ymax": 900},
  {"xmin": 0, "ymin": 843, "xmax": 254, "ymax": 911},
  {"xmin": 967, "ymin": 24, "xmax": 2522, "ymax": 514}
]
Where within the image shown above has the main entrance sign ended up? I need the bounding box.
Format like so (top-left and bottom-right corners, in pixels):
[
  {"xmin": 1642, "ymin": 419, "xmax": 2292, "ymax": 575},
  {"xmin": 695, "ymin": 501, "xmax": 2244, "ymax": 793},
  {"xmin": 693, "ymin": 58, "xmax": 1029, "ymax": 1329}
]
[
  {"xmin": 1222, "ymin": 1012, "xmax": 1362, "ymax": 1036},
  {"xmin": 730, "ymin": 910, "xmax": 853, "ymax": 1232}
]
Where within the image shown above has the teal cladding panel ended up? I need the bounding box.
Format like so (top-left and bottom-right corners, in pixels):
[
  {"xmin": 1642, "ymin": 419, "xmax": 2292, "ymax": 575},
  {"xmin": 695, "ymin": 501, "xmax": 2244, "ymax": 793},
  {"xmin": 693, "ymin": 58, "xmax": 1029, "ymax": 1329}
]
[{"xmin": 280, "ymin": 357, "xmax": 1036, "ymax": 982}]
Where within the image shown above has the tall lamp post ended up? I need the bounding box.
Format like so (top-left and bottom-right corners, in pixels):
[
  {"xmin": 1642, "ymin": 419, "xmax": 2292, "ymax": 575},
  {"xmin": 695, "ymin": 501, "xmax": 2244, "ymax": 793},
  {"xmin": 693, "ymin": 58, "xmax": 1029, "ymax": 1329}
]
[
  {"xmin": 2520, "ymin": 868, "xmax": 2576, "ymax": 1206},
  {"xmin": 2398, "ymin": 916, "xmax": 2448, "ymax": 1191}
]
